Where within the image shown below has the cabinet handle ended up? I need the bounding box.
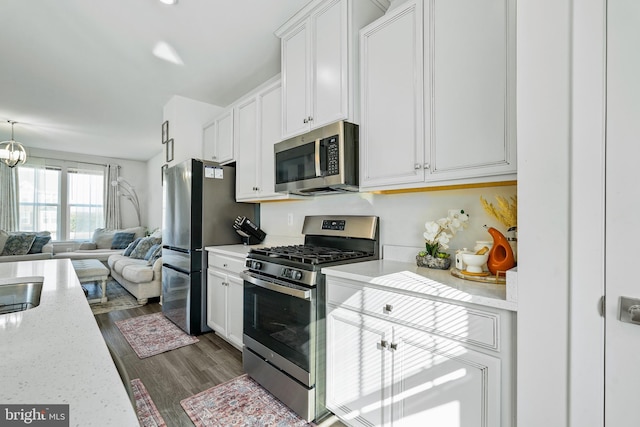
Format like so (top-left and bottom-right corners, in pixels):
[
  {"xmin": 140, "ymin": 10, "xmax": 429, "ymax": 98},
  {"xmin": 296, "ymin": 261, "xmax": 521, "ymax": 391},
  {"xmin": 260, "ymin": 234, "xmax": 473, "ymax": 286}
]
[
  {"xmin": 212, "ymin": 155, "xmax": 217, "ymax": 159},
  {"xmin": 414, "ymin": 164, "xmax": 422, "ymax": 170},
  {"xmin": 308, "ymin": 116, "xmax": 313, "ymax": 122},
  {"xmin": 383, "ymin": 304, "xmax": 393, "ymax": 313},
  {"xmin": 223, "ymin": 263, "xmax": 228, "ymax": 268},
  {"xmin": 379, "ymin": 340, "xmax": 389, "ymax": 349},
  {"xmin": 390, "ymin": 342, "xmax": 398, "ymax": 351},
  {"xmin": 303, "ymin": 117, "xmax": 308, "ymax": 124},
  {"xmin": 424, "ymin": 163, "xmax": 430, "ymax": 170}
]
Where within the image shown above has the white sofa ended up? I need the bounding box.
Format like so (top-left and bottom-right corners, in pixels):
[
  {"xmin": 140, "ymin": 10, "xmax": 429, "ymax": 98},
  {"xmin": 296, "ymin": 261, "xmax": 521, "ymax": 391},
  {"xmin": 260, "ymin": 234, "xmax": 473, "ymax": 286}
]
[
  {"xmin": 107, "ymin": 254, "xmax": 162, "ymax": 305},
  {"xmin": 48, "ymin": 227, "xmax": 146, "ymax": 263}
]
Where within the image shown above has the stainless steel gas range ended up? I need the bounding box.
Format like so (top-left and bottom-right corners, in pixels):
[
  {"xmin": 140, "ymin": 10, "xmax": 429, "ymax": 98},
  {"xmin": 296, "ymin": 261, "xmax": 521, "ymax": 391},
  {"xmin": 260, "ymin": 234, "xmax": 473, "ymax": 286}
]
[{"xmin": 240, "ymin": 215, "xmax": 379, "ymax": 422}]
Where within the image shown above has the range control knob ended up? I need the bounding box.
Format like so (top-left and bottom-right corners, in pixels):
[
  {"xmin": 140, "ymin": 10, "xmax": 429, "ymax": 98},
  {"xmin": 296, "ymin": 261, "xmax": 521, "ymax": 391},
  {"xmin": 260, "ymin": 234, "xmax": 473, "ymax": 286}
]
[
  {"xmin": 292, "ymin": 270, "xmax": 302, "ymax": 280},
  {"xmin": 250, "ymin": 261, "xmax": 262, "ymax": 270}
]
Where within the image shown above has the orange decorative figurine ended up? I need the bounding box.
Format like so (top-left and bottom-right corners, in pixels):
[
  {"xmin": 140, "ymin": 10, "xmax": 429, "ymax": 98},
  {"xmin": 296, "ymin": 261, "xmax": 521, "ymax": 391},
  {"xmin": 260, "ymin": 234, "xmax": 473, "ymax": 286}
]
[{"xmin": 486, "ymin": 227, "xmax": 516, "ymax": 276}]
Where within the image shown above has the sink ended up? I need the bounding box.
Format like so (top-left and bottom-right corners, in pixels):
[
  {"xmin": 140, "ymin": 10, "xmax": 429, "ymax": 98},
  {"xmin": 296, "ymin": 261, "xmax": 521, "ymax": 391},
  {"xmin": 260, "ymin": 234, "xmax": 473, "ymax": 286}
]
[{"xmin": 0, "ymin": 277, "xmax": 44, "ymax": 315}]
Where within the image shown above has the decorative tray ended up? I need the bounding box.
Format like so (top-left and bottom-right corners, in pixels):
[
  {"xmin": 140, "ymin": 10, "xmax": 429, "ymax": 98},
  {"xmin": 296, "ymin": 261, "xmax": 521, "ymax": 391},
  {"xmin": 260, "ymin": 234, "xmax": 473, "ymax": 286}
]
[{"xmin": 450, "ymin": 267, "xmax": 506, "ymax": 285}]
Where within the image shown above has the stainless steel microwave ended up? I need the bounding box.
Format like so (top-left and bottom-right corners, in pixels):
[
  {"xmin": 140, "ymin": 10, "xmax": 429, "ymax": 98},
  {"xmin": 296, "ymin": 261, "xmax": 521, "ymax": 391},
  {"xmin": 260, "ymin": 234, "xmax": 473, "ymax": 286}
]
[{"xmin": 274, "ymin": 121, "xmax": 358, "ymax": 195}]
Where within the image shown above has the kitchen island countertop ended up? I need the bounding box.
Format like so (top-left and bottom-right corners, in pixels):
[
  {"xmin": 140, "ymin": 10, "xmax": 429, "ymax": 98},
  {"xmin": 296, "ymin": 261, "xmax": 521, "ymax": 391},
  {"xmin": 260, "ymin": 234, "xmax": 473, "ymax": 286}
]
[
  {"xmin": 322, "ymin": 259, "xmax": 517, "ymax": 311},
  {"xmin": 0, "ymin": 259, "xmax": 138, "ymax": 426}
]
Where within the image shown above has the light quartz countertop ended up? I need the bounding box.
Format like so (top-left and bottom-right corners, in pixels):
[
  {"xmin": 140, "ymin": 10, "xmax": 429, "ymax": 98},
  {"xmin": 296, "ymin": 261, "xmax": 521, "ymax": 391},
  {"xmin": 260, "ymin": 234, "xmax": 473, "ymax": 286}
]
[
  {"xmin": 0, "ymin": 259, "xmax": 139, "ymax": 426},
  {"xmin": 322, "ymin": 260, "xmax": 518, "ymax": 312}
]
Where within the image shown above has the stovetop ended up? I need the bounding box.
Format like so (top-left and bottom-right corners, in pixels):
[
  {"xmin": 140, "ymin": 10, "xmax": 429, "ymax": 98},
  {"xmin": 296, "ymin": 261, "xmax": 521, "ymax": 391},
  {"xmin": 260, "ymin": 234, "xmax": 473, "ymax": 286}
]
[{"xmin": 248, "ymin": 244, "xmax": 373, "ymax": 265}]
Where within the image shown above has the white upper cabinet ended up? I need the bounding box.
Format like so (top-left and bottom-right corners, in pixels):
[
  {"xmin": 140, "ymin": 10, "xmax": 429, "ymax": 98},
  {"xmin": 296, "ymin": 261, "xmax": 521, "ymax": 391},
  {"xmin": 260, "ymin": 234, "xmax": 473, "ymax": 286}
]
[
  {"xmin": 202, "ymin": 108, "xmax": 235, "ymax": 164},
  {"xmin": 360, "ymin": 0, "xmax": 425, "ymax": 188},
  {"xmin": 276, "ymin": 0, "xmax": 387, "ymax": 139},
  {"xmin": 360, "ymin": 0, "xmax": 517, "ymax": 191},
  {"xmin": 235, "ymin": 78, "xmax": 291, "ymax": 201}
]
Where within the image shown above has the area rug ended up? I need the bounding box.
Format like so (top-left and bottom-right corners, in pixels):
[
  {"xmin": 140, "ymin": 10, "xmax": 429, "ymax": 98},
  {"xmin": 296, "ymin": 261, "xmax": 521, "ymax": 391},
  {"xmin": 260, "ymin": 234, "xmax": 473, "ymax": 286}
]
[
  {"xmin": 180, "ymin": 374, "xmax": 314, "ymax": 427},
  {"xmin": 115, "ymin": 312, "xmax": 199, "ymax": 358},
  {"xmin": 88, "ymin": 280, "xmax": 143, "ymax": 315},
  {"xmin": 131, "ymin": 378, "xmax": 167, "ymax": 427}
]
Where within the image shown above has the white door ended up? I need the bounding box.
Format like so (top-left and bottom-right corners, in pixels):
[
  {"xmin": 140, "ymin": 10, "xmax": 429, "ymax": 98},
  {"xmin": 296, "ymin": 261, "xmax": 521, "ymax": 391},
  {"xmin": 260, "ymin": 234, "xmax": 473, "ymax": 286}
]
[{"xmin": 605, "ymin": 0, "xmax": 640, "ymax": 423}]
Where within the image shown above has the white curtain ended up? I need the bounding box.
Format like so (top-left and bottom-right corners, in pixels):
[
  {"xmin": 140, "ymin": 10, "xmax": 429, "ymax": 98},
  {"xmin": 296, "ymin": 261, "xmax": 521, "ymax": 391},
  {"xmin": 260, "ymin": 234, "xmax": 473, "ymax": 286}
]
[
  {"xmin": 0, "ymin": 163, "xmax": 19, "ymax": 231},
  {"xmin": 104, "ymin": 164, "xmax": 120, "ymax": 229}
]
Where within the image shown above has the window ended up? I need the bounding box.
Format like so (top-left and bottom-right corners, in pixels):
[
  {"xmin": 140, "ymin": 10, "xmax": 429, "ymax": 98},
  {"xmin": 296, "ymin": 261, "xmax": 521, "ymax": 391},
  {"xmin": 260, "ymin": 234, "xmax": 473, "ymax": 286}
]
[
  {"xmin": 68, "ymin": 168, "xmax": 104, "ymax": 240},
  {"xmin": 18, "ymin": 166, "xmax": 62, "ymax": 240},
  {"xmin": 17, "ymin": 162, "xmax": 105, "ymax": 241}
]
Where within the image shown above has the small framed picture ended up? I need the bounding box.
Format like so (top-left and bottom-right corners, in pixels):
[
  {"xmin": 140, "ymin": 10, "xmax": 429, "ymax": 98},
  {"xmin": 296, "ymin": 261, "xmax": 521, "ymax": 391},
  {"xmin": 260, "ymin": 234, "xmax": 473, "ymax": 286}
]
[
  {"xmin": 161, "ymin": 164, "xmax": 168, "ymax": 185},
  {"xmin": 162, "ymin": 121, "xmax": 169, "ymax": 144},
  {"xmin": 166, "ymin": 138, "xmax": 174, "ymax": 162}
]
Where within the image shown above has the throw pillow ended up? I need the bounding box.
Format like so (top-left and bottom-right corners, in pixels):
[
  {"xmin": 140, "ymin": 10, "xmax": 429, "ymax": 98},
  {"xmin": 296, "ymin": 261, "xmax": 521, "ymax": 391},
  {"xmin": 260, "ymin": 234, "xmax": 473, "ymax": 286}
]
[
  {"xmin": 123, "ymin": 237, "xmax": 143, "ymax": 257},
  {"xmin": 28, "ymin": 235, "xmax": 52, "ymax": 254},
  {"xmin": 147, "ymin": 245, "xmax": 162, "ymax": 266},
  {"xmin": 1, "ymin": 233, "xmax": 36, "ymax": 256},
  {"xmin": 111, "ymin": 232, "xmax": 136, "ymax": 249},
  {"xmin": 129, "ymin": 237, "xmax": 161, "ymax": 259},
  {"xmin": 92, "ymin": 228, "xmax": 116, "ymax": 250},
  {"xmin": 144, "ymin": 243, "xmax": 160, "ymax": 261},
  {"xmin": 0, "ymin": 230, "xmax": 9, "ymax": 254}
]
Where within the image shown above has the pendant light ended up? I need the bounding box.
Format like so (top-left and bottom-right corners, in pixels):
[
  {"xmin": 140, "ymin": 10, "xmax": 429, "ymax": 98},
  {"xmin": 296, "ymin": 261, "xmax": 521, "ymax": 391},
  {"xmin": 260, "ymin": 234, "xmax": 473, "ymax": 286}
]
[{"xmin": 0, "ymin": 121, "xmax": 27, "ymax": 168}]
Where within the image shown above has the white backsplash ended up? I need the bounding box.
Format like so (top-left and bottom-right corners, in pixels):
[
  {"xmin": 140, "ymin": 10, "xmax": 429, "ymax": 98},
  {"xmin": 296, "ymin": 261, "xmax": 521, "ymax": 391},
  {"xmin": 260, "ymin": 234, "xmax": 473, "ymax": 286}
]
[{"xmin": 259, "ymin": 185, "xmax": 517, "ymax": 256}]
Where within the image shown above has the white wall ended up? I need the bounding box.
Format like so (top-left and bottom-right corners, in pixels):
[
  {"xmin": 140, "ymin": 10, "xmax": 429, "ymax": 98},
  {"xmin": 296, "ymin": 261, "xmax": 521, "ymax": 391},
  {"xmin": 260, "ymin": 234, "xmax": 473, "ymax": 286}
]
[
  {"xmin": 28, "ymin": 148, "xmax": 147, "ymax": 230},
  {"xmin": 146, "ymin": 149, "xmax": 165, "ymax": 232},
  {"xmin": 162, "ymin": 95, "xmax": 223, "ymax": 166},
  {"xmin": 260, "ymin": 185, "xmax": 517, "ymax": 255}
]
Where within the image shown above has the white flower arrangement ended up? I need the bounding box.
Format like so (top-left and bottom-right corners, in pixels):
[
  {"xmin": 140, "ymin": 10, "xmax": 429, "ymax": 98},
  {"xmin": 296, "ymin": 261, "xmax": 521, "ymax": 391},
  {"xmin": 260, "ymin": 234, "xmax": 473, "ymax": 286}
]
[{"xmin": 420, "ymin": 209, "xmax": 470, "ymax": 258}]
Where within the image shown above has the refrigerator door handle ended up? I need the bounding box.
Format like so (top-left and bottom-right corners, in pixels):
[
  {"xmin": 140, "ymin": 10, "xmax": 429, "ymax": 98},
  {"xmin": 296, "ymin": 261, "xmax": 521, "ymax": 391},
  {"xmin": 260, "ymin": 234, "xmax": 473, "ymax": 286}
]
[{"xmin": 163, "ymin": 263, "xmax": 190, "ymax": 275}]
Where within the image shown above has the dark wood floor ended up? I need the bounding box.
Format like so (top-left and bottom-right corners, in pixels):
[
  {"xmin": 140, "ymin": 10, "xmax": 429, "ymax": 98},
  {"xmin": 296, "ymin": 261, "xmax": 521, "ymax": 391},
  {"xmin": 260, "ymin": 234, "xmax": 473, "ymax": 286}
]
[
  {"xmin": 95, "ymin": 303, "xmax": 346, "ymax": 427},
  {"xmin": 95, "ymin": 302, "xmax": 244, "ymax": 426}
]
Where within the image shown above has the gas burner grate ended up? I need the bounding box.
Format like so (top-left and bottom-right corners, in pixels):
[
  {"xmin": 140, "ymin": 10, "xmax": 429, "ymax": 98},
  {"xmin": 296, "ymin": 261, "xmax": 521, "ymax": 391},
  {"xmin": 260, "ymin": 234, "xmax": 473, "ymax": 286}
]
[{"xmin": 250, "ymin": 245, "xmax": 372, "ymax": 265}]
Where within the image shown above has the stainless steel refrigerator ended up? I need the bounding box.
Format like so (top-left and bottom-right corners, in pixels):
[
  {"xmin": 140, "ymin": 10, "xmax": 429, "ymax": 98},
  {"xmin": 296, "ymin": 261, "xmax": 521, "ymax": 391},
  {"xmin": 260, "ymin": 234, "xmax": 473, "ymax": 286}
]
[{"xmin": 162, "ymin": 159, "xmax": 258, "ymax": 335}]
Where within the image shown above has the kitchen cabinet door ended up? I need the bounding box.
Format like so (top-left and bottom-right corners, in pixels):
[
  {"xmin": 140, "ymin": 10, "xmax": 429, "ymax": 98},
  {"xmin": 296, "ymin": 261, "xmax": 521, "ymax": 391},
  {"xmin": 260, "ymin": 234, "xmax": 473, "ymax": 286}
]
[
  {"xmin": 226, "ymin": 274, "xmax": 244, "ymax": 350},
  {"xmin": 235, "ymin": 96, "xmax": 259, "ymax": 200},
  {"xmin": 206, "ymin": 269, "xmax": 228, "ymax": 338},
  {"xmin": 326, "ymin": 307, "xmax": 392, "ymax": 427},
  {"xmin": 427, "ymin": 0, "xmax": 516, "ymax": 182},
  {"xmin": 391, "ymin": 325, "xmax": 501, "ymax": 427},
  {"xmin": 281, "ymin": 21, "xmax": 310, "ymax": 138},
  {"xmin": 256, "ymin": 81, "xmax": 283, "ymax": 198},
  {"xmin": 359, "ymin": 0, "xmax": 425, "ymax": 189},
  {"xmin": 203, "ymin": 109, "xmax": 234, "ymax": 164},
  {"xmin": 310, "ymin": 0, "xmax": 348, "ymax": 129}
]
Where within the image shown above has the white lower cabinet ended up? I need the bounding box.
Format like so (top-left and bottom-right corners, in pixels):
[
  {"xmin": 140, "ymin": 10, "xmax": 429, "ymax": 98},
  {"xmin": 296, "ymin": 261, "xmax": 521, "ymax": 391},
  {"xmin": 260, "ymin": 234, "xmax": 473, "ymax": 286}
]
[
  {"xmin": 206, "ymin": 252, "xmax": 245, "ymax": 350},
  {"xmin": 326, "ymin": 277, "xmax": 513, "ymax": 427}
]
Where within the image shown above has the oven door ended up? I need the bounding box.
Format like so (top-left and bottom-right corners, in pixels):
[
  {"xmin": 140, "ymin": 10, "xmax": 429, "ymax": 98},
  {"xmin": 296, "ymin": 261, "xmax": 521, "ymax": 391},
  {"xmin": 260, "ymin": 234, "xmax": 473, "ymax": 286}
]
[{"xmin": 241, "ymin": 271, "xmax": 316, "ymax": 386}]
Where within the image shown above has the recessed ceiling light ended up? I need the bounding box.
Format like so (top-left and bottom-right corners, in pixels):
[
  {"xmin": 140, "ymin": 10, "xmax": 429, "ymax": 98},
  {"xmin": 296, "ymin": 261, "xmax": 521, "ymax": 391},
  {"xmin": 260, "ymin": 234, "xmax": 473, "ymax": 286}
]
[{"xmin": 159, "ymin": 0, "xmax": 177, "ymax": 5}]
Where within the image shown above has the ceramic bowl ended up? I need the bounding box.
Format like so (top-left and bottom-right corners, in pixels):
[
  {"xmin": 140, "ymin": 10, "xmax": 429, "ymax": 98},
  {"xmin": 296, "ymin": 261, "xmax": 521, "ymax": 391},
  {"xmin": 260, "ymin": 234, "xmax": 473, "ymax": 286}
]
[{"xmin": 462, "ymin": 253, "xmax": 490, "ymax": 273}]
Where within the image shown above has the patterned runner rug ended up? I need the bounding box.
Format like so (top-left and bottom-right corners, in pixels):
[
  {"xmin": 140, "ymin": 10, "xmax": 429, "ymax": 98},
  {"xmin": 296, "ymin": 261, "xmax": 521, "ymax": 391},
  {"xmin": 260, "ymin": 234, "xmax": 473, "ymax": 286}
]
[
  {"xmin": 180, "ymin": 374, "xmax": 314, "ymax": 427},
  {"xmin": 88, "ymin": 280, "xmax": 143, "ymax": 315},
  {"xmin": 132, "ymin": 378, "xmax": 166, "ymax": 427},
  {"xmin": 115, "ymin": 312, "xmax": 199, "ymax": 358}
]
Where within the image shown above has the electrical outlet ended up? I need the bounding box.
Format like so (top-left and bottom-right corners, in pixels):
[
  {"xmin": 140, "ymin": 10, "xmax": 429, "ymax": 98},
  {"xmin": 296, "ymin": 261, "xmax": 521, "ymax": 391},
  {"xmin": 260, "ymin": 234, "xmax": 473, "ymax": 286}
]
[{"xmin": 287, "ymin": 213, "xmax": 294, "ymax": 226}]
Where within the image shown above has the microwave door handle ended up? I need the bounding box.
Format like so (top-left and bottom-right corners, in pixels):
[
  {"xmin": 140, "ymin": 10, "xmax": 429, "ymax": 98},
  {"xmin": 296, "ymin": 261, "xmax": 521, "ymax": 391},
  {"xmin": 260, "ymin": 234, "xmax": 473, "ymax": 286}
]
[{"xmin": 315, "ymin": 139, "xmax": 322, "ymax": 177}]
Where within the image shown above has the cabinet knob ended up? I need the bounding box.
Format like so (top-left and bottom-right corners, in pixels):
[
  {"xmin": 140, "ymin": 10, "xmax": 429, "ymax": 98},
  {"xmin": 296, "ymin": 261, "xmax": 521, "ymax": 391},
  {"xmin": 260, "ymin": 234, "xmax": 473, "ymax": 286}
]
[
  {"xmin": 308, "ymin": 116, "xmax": 313, "ymax": 122},
  {"xmin": 303, "ymin": 117, "xmax": 308, "ymax": 124},
  {"xmin": 383, "ymin": 304, "xmax": 393, "ymax": 313},
  {"xmin": 424, "ymin": 163, "xmax": 430, "ymax": 170},
  {"xmin": 379, "ymin": 340, "xmax": 389, "ymax": 349},
  {"xmin": 414, "ymin": 164, "xmax": 422, "ymax": 170},
  {"xmin": 212, "ymin": 155, "xmax": 217, "ymax": 159},
  {"xmin": 223, "ymin": 263, "xmax": 228, "ymax": 267}
]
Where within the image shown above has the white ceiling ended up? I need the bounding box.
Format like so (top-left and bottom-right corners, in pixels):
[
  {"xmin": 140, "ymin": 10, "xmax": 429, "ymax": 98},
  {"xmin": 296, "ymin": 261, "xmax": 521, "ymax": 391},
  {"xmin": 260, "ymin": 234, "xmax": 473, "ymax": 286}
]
[{"xmin": 0, "ymin": 0, "xmax": 302, "ymax": 161}]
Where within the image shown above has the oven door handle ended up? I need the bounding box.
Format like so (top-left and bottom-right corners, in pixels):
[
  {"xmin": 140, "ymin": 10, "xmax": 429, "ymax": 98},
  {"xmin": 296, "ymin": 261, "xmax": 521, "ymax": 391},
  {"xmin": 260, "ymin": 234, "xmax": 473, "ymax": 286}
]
[{"xmin": 240, "ymin": 271, "xmax": 311, "ymax": 300}]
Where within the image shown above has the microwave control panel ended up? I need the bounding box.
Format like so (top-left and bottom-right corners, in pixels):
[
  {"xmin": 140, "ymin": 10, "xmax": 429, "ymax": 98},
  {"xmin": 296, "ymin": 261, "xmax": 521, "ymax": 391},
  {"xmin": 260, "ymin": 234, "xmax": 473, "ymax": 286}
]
[
  {"xmin": 321, "ymin": 135, "xmax": 340, "ymax": 176},
  {"xmin": 322, "ymin": 220, "xmax": 346, "ymax": 231}
]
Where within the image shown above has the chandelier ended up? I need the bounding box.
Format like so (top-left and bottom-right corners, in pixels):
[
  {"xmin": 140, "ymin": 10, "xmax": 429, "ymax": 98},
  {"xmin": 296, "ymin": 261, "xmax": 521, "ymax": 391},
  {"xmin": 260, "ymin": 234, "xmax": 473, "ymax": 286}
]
[{"xmin": 0, "ymin": 121, "xmax": 27, "ymax": 168}]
